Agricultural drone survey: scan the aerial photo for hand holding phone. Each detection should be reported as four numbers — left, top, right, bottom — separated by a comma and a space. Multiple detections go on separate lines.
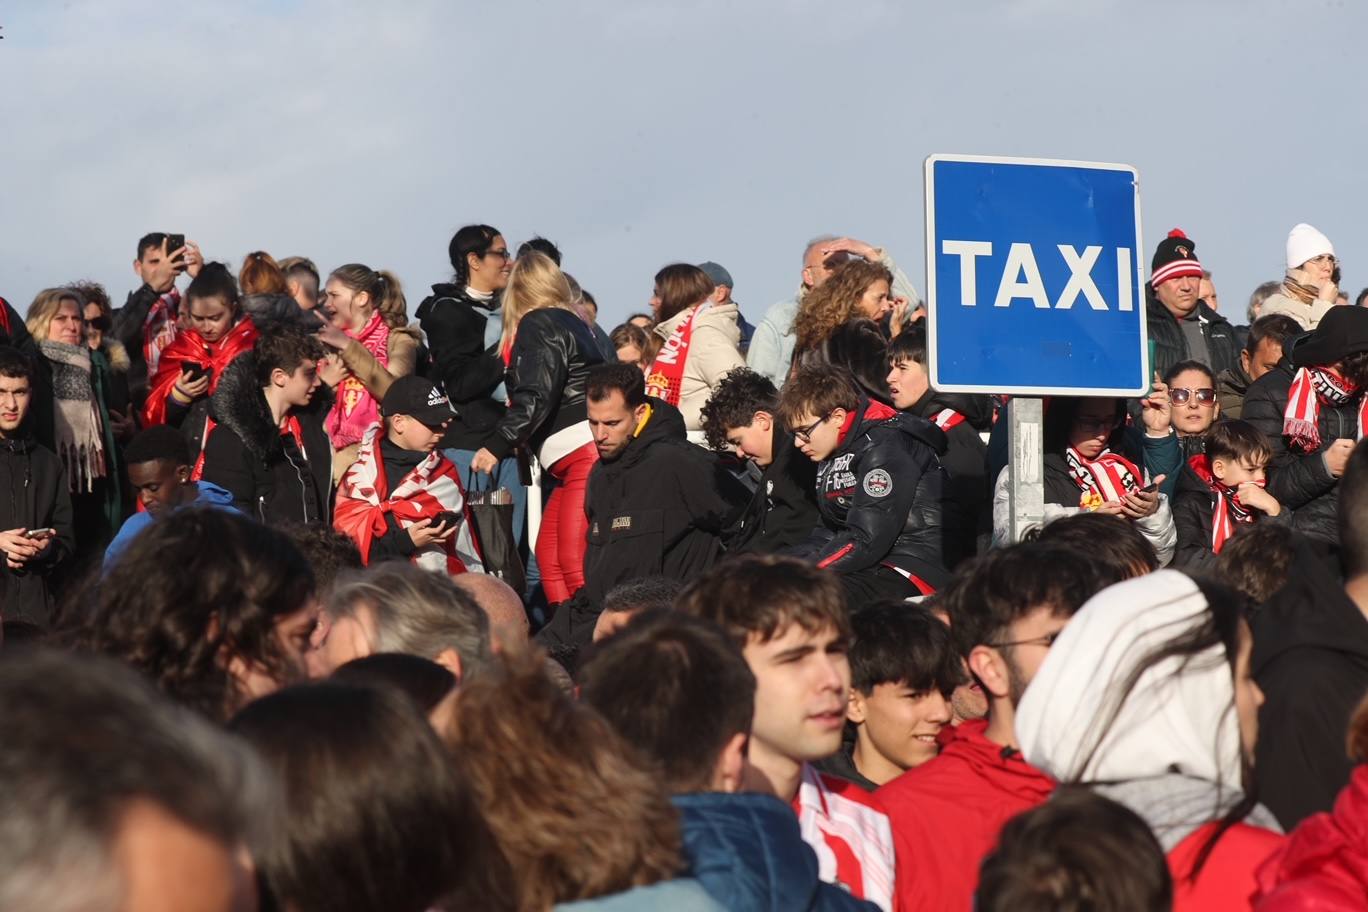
433, 511, 461, 530
23, 528, 55, 540
182, 361, 210, 382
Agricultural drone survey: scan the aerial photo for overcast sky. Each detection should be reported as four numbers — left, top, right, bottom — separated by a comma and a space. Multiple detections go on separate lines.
2, 0, 1364, 329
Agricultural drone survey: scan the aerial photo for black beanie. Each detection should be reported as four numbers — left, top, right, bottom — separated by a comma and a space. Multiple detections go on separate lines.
1150, 228, 1204, 287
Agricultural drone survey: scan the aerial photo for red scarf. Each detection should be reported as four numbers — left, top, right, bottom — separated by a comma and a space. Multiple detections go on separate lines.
1283, 365, 1368, 452
334, 425, 484, 575
931, 408, 966, 431
142, 318, 259, 429
645, 302, 713, 407
1188, 454, 1258, 554
1066, 446, 1142, 510
325, 311, 390, 449
836, 400, 897, 448
144, 288, 181, 377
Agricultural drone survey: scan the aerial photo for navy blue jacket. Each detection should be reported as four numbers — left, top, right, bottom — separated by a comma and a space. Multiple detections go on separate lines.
673, 792, 881, 912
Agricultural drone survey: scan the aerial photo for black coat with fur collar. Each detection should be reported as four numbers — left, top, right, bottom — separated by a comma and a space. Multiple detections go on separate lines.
200, 354, 332, 526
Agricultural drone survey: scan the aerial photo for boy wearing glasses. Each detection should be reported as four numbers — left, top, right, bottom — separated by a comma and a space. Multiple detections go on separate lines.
1173, 420, 1286, 569
779, 363, 949, 600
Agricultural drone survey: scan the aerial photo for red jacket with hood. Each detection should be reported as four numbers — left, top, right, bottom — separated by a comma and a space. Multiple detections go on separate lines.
1255, 764, 1368, 910
875, 718, 1054, 912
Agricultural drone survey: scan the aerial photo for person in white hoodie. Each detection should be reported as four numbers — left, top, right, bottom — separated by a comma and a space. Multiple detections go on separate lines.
1260, 223, 1341, 330
1015, 570, 1283, 912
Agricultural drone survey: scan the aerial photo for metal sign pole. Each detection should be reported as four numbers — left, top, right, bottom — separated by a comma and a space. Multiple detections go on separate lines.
1007, 397, 1045, 543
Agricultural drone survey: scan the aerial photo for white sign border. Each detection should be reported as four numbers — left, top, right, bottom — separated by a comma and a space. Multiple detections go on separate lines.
924, 153, 1150, 398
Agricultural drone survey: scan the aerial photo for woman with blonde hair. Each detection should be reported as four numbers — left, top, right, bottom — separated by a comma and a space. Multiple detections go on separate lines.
792, 258, 908, 401
316, 263, 424, 478
27, 287, 121, 548
471, 252, 604, 605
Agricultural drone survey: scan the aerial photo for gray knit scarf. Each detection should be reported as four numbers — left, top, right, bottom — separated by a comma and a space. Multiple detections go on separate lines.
38, 339, 106, 492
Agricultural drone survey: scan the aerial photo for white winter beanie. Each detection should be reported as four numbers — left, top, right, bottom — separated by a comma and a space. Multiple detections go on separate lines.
1287, 223, 1335, 271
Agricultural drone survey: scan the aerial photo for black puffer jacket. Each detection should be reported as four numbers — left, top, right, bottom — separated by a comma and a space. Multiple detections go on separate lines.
727, 421, 819, 555
583, 399, 748, 603
796, 319, 891, 405
415, 284, 506, 451
1242, 361, 1354, 545
1171, 454, 1290, 570
0, 436, 73, 628
905, 390, 991, 566
808, 396, 950, 588
484, 308, 604, 464
1146, 291, 1241, 378
201, 355, 333, 526
110, 283, 163, 408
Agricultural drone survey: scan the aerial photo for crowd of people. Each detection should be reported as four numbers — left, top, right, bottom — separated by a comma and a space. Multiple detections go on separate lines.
3, 220, 1368, 911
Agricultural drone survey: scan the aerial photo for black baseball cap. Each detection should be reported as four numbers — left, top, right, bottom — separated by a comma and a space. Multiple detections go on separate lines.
381, 376, 455, 427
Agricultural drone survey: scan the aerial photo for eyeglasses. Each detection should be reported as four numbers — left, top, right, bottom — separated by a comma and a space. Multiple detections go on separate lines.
1170, 387, 1216, 406
794, 412, 833, 443
1072, 416, 1118, 433
986, 631, 1062, 650
1308, 254, 1337, 266
484, 249, 512, 261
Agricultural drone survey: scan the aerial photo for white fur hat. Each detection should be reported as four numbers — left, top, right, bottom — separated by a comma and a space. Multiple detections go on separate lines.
1287, 223, 1335, 270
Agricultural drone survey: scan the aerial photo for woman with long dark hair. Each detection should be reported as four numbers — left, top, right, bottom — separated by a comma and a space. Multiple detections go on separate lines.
1016, 571, 1283, 911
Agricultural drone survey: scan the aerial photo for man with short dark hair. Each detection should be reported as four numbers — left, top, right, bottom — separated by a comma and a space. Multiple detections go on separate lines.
104, 424, 238, 569
700, 367, 818, 554
780, 363, 949, 600
278, 256, 321, 313
1252, 439, 1368, 829
876, 543, 1115, 912
591, 575, 684, 642
111, 232, 205, 408
1216, 313, 1303, 419
581, 363, 746, 602
0, 648, 270, 912
679, 554, 901, 910
0, 346, 72, 627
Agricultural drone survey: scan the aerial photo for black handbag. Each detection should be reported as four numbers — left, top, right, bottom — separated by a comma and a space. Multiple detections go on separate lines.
465, 465, 526, 595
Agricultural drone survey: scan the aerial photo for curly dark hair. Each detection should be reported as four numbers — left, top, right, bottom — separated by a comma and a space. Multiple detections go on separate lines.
699, 367, 779, 452
64, 508, 316, 720
66, 280, 112, 316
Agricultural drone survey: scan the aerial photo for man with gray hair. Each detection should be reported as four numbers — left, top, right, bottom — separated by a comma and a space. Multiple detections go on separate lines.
308, 561, 492, 681
746, 235, 922, 387
0, 648, 272, 912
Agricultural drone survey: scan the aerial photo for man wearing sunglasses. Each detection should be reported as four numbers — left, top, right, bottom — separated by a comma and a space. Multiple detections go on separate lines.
778, 363, 949, 602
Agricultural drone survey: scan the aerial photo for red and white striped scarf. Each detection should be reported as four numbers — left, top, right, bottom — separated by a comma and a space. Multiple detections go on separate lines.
334, 425, 484, 575
645, 301, 713, 407
144, 288, 181, 376
1188, 454, 1257, 554
931, 408, 966, 431
1283, 365, 1368, 452
1066, 446, 1142, 509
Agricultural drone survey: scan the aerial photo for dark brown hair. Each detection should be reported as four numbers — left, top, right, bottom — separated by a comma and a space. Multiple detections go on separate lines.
676, 553, 850, 647
1205, 420, 1273, 470
1213, 523, 1296, 604
445, 651, 681, 911
653, 263, 715, 323
777, 362, 861, 427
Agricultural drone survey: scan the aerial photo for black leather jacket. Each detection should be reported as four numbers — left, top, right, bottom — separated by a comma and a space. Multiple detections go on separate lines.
809, 396, 950, 588
484, 308, 605, 463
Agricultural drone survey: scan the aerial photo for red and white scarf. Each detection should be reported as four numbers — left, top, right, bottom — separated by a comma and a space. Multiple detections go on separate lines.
1066, 446, 1142, 510
326, 311, 390, 449
334, 425, 484, 575
144, 288, 181, 376
1188, 454, 1257, 554
931, 408, 966, 431
1283, 365, 1368, 453
645, 301, 713, 407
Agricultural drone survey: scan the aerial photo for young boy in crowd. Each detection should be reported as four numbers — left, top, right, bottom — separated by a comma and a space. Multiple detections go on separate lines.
884, 325, 989, 566
779, 363, 949, 600
815, 601, 965, 791
699, 367, 818, 554
334, 376, 483, 574
103, 424, 238, 569
0, 346, 72, 628
1173, 419, 1284, 569
678, 553, 902, 911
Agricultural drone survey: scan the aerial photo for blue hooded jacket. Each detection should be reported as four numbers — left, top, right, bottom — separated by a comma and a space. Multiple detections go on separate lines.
103, 481, 239, 570
672, 792, 882, 912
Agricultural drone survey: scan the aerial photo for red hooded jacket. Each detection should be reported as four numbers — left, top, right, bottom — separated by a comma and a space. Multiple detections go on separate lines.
875, 718, 1054, 912
1255, 764, 1368, 910
142, 319, 259, 428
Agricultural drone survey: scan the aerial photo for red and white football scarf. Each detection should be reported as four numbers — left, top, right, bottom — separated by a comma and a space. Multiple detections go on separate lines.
1066, 446, 1142, 510
931, 408, 966, 431
325, 311, 390, 449
1188, 454, 1258, 554
645, 301, 712, 407
1283, 365, 1367, 453
334, 425, 484, 575
144, 288, 181, 376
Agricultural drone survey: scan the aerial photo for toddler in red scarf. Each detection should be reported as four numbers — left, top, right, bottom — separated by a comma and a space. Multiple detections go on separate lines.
1174, 420, 1284, 567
